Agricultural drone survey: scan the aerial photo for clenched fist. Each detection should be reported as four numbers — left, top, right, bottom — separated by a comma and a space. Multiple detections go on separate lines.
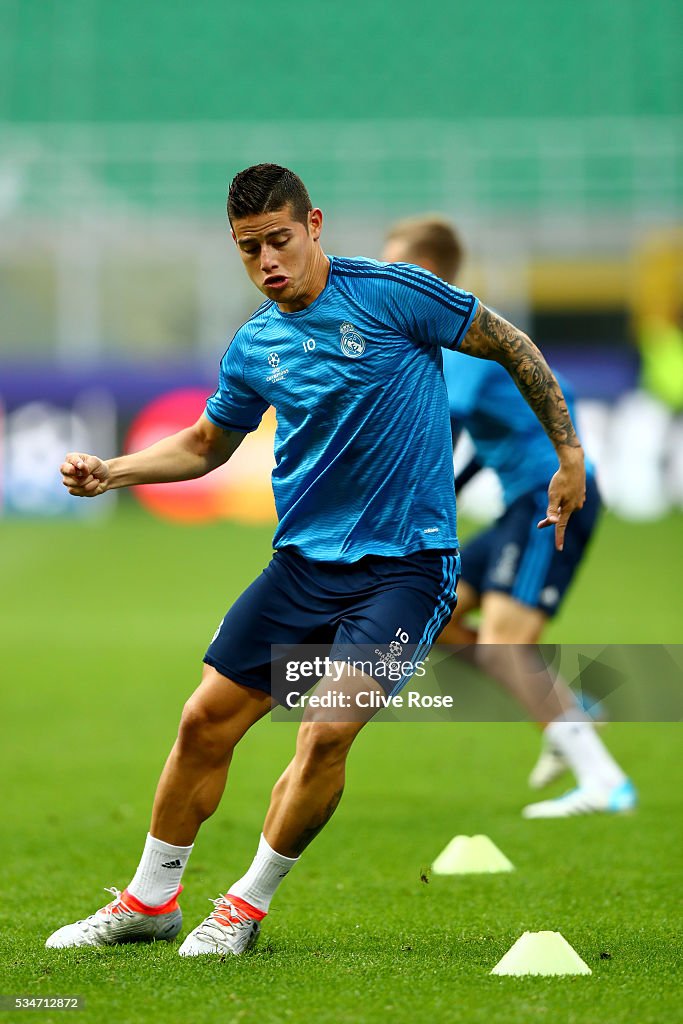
60, 453, 110, 497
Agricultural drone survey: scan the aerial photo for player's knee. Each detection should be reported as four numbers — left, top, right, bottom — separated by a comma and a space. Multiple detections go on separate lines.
177, 698, 233, 762
479, 595, 545, 645
479, 623, 539, 646
474, 642, 509, 675
296, 722, 353, 777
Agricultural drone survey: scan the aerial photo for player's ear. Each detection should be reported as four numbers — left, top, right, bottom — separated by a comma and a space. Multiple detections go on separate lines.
308, 208, 323, 240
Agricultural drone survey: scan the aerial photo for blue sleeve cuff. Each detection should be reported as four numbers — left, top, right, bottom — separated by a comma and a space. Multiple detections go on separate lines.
451, 297, 479, 350
204, 405, 257, 434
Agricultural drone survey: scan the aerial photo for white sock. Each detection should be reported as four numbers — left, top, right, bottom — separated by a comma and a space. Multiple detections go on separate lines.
545, 713, 627, 791
228, 834, 299, 914
127, 833, 193, 907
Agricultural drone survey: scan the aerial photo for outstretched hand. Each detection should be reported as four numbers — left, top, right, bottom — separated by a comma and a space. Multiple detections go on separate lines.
60, 452, 109, 497
538, 455, 586, 551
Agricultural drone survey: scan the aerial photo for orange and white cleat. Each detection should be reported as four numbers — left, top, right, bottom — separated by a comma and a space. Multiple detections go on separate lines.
45, 886, 182, 949
178, 894, 264, 956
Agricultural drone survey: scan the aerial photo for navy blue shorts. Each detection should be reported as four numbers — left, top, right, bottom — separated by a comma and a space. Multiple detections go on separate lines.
459, 475, 601, 616
204, 547, 460, 703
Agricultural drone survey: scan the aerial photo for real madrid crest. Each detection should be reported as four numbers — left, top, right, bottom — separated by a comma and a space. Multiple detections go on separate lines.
340, 322, 366, 358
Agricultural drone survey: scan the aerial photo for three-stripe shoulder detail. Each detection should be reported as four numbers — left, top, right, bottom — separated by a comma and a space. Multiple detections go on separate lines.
332, 260, 474, 318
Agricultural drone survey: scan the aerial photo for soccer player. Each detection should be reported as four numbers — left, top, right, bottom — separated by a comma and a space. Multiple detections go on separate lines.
48, 165, 585, 957
383, 215, 636, 817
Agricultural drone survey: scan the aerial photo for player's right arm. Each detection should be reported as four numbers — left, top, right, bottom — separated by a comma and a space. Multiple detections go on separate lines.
60, 415, 246, 497
62, 316, 271, 498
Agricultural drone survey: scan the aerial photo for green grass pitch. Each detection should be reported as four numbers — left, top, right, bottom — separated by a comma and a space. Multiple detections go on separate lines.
2, 506, 682, 1023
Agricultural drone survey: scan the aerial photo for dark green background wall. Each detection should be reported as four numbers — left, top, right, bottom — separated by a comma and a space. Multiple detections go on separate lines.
1, 0, 680, 122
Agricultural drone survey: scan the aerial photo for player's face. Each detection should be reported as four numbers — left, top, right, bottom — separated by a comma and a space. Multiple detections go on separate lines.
231, 205, 324, 310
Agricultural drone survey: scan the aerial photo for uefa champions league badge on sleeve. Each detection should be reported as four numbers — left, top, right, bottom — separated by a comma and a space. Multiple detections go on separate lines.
340, 323, 366, 358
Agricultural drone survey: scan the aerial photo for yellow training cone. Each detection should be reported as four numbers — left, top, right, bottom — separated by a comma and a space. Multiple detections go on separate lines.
491, 931, 592, 976
432, 834, 514, 874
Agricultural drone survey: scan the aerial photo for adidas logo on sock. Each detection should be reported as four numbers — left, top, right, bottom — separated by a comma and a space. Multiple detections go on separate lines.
161, 858, 183, 869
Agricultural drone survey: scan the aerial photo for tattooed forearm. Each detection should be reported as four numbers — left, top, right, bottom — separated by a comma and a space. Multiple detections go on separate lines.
290, 787, 344, 857
459, 305, 582, 453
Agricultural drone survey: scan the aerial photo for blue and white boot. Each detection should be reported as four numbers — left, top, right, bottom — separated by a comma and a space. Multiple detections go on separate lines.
522, 779, 637, 819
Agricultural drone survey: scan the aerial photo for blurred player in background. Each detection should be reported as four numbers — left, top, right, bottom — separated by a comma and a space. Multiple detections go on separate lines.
383, 216, 636, 818
48, 164, 586, 959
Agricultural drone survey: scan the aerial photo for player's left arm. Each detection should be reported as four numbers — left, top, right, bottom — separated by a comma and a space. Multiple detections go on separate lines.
459, 303, 585, 550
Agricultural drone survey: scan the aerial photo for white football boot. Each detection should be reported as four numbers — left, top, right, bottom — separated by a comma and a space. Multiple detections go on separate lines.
178, 894, 264, 957
522, 779, 637, 819
45, 886, 182, 949
528, 741, 569, 790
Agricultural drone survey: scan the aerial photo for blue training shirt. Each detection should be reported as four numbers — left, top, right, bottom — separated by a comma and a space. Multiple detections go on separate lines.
442, 349, 592, 507
205, 256, 479, 562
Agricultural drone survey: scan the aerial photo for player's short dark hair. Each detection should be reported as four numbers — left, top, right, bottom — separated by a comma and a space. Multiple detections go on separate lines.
227, 164, 313, 227
386, 215, 464, 283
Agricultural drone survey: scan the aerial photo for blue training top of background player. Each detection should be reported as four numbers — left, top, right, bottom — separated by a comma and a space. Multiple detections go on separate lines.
205, 256, 479, 562
442, 349, 594, 507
